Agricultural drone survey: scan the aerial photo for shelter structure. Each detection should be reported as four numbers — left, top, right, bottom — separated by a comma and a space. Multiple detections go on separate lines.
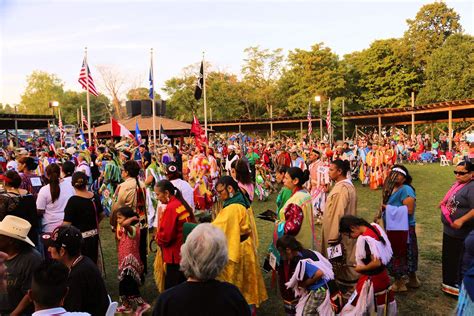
92, 115, 193, 139
343, 98, 474, 151
0, 113, 55, 143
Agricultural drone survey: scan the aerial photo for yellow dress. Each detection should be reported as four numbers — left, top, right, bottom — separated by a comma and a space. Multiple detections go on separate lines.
212, 202, 268, 307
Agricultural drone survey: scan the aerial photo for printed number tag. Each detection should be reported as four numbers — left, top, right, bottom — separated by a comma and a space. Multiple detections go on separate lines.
269, 252, 277, 270
327, 244, 343, 260
30, 177, 42, 187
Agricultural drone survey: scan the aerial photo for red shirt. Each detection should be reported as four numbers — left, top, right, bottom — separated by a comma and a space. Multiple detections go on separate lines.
156, 196, 194, 264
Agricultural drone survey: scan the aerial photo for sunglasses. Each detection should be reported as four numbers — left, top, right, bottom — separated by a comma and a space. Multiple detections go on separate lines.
454, 171, 470, 175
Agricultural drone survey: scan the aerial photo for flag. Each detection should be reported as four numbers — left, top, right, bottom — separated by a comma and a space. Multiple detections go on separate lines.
78, 129, 87, 150
82, 114, 89, 130
326, 99, 331, 134
307, 103, 312, 136
191, 115, 207, 150
47, 132, 56, 153
149, 65, 154, 99
78, 58, 99, 97
194, 61, 204, 100
58, 111, 65, 146
160, 124, 167, 140
111, 118, 134, 138
135, 120, 142, 145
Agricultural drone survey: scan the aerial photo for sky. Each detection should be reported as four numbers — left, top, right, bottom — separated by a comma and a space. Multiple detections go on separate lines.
0, 0, 472, 105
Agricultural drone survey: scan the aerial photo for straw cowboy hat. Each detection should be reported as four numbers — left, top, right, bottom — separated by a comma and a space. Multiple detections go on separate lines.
0, 215, 35, 247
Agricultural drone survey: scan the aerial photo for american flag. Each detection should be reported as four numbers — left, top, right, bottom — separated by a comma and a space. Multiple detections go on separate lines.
307, 103, 312, 136
326, 98, 332, 134
58, 114, 65, 146
78, 58, 99, 97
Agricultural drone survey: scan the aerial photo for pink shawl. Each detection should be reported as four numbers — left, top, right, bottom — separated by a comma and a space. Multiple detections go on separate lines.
440, 181, 468, 224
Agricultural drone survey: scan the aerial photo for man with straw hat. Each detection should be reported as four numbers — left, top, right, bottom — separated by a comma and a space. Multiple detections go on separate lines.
0, 215, 41, 315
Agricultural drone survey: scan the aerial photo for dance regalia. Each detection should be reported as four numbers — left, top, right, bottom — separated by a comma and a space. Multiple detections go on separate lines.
99, 157, 122, 217
308, 159, 330, 219
341, 223, 397, 316
366, 149, 383, 190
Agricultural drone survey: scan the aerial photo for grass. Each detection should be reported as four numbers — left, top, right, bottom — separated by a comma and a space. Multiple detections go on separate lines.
100, 164, 457, 315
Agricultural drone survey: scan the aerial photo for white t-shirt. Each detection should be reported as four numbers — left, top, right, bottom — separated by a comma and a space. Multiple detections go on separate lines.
36, 179, 76, 233
33, 307, 90, 316
171, 178, 195, 211
76, 161, 91, 177
6, 160, 18, 171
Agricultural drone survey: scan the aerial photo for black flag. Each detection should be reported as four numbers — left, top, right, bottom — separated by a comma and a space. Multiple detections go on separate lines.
194, 61, 203, 100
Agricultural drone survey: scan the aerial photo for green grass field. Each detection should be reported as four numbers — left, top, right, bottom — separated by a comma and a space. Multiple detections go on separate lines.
100, 164, 458, 315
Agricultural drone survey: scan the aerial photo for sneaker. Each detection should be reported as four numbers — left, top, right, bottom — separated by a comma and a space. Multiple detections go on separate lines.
116, 305, 133, 313
441, 283, 459, 296
135, 302, 151, 316
406, 273, 421, 288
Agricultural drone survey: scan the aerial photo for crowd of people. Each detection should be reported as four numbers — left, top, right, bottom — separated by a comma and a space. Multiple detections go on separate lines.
0, 127, 473, 316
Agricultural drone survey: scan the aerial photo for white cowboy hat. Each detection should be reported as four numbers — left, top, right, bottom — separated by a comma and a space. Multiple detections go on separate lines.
0, 215, 35, 247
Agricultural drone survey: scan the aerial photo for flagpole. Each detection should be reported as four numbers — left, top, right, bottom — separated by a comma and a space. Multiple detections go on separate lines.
85, 47, 92, 147
80, 106, 84, 131
202, 52, 208, 139
58, 108, 63, 146
328, 97, 332, 147
150, 48, 157, 147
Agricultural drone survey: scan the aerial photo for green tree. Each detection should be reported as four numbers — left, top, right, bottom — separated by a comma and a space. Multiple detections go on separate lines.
241, 46, 284, 118
343, 39, 419, 109
19, 71, 64, 114
126, 87, 160, 100
417, 34, 474, 104
403, 2, 462, 73
61, 91, 112, 125
278, 43, 345, 115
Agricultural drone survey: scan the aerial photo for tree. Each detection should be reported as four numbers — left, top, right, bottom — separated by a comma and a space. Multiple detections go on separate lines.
417, 34, 474, 104
241, 46, 284, 118
403, 2, 462, 73
96, 65, 125, 119
278, 43, 345, 115
126, 87, 160, 100
342, 39, 419, 109
61, 91, 111, 125
19, 71, 64, 114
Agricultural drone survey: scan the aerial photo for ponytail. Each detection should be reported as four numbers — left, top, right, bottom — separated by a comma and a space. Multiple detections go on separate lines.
155, 179, 194, 216
46, 163, 61, 203
339, 215, 386, 245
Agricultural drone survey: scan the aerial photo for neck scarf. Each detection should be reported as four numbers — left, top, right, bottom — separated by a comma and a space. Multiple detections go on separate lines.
440, 180, 471, 224
223, 191, 250, 209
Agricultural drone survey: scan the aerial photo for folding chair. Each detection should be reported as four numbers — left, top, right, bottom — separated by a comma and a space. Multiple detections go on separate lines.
106, 295, 118, 316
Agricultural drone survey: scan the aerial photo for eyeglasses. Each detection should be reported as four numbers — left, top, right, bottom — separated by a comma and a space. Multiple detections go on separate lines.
454, 171, 470, 175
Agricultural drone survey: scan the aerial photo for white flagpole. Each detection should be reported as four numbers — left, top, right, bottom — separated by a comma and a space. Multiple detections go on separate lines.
151, 48, 157, 146
58, 108, 63, 145
80, 106, 84, 131
328, 97, 332, 146
85, 47, 92, 147
202, 52, 207, 139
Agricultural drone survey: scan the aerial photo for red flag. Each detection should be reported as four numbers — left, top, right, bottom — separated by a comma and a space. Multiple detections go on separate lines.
111, 118, 133, 138
191, 115, 207, 149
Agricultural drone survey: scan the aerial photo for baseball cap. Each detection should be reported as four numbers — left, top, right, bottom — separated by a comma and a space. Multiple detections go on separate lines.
42, 225, 83, 253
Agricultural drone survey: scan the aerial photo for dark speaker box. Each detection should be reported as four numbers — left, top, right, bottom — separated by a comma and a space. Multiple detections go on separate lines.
141, 100, 152, 117
126, 100, 142, 117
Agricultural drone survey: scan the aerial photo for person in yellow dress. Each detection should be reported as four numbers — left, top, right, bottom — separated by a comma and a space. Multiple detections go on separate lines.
212, 176, 268, 314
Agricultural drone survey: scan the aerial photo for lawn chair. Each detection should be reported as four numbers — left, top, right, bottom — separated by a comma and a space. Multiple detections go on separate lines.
106, 295, 118, 316
440, 155, 450, 166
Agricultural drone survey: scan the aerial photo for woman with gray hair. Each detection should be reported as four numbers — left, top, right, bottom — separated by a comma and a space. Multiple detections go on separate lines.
152, 223, 250, 316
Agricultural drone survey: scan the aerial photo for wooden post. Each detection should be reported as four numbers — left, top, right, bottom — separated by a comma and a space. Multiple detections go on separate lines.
319, 101, 323, 141
430, 123, 434, 142
411, 91, 415, 137
355, 124, 358, 139
448, 109, 453, 152
378, 115, 382, 140
300, 121, 303, 138
238, 124, 241, 134
270, 104, 273, 140
342, 99, 345, 141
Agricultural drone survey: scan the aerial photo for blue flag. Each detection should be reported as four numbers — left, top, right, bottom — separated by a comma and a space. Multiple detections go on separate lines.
135, 120, 142, 145
78, 129, 87, 150
149, 66, 154, 99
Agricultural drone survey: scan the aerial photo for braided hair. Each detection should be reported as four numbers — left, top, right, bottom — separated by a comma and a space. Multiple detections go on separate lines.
339, 215, 386, 245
